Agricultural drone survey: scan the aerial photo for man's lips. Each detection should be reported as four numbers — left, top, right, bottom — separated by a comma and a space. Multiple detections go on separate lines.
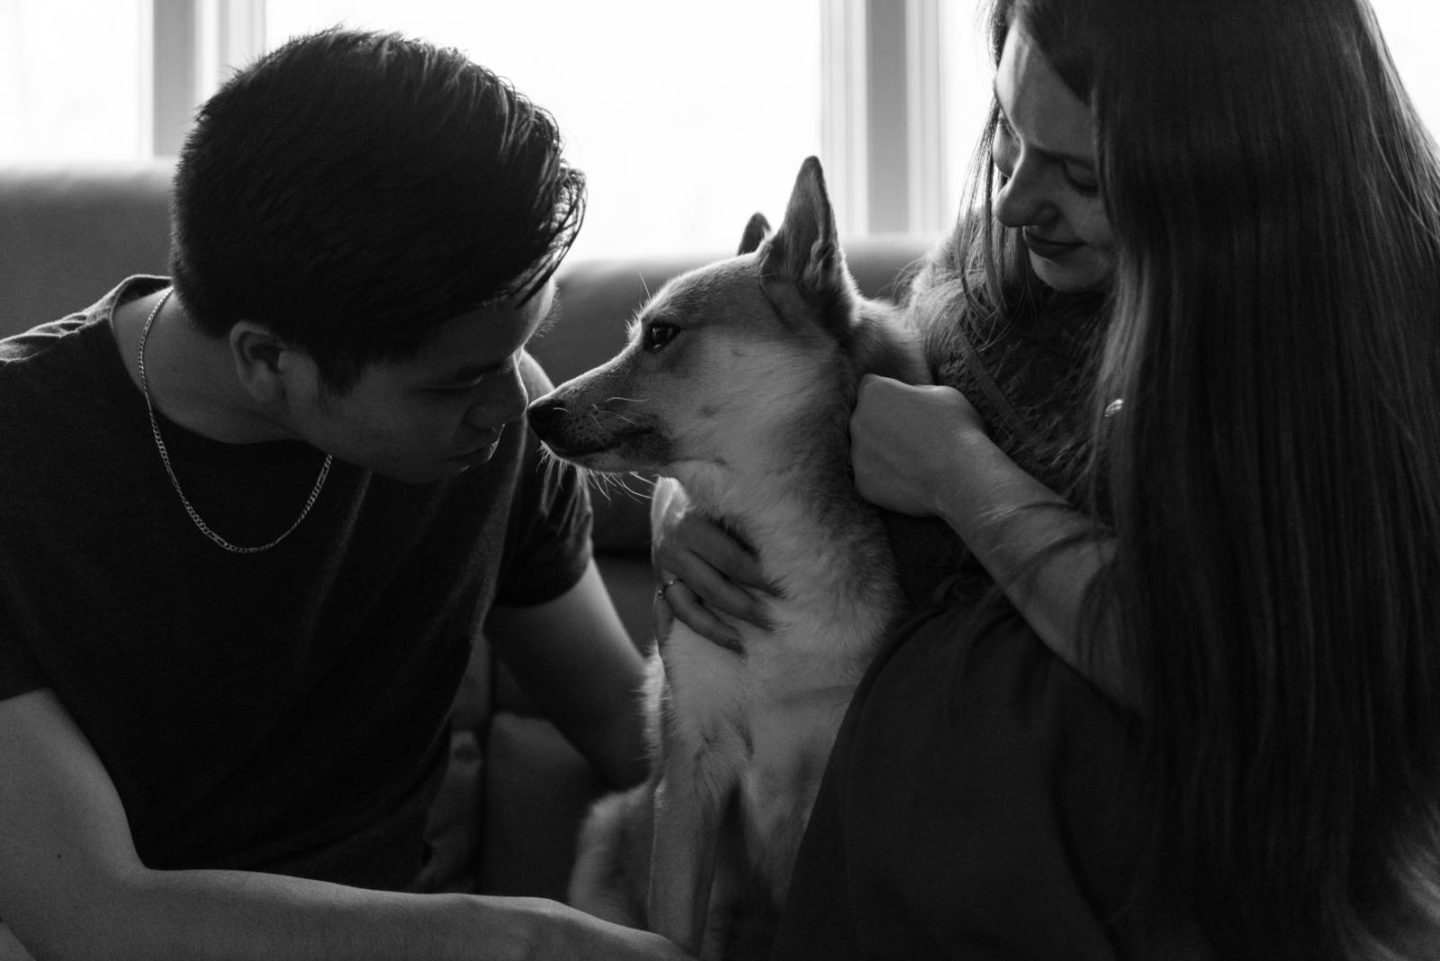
454, 427, 503, 461
1022, 228, 1084, 260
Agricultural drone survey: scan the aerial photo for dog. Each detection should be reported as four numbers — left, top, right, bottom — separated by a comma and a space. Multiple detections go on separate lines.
527, 156, 928, 959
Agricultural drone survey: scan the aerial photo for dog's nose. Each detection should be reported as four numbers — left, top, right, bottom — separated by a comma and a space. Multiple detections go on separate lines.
526, 396, 564, 438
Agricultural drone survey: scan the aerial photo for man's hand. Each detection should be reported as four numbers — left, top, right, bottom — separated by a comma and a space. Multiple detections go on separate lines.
525, 897, 696, 961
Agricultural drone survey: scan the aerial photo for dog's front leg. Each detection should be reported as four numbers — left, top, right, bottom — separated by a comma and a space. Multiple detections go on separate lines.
647, 728, 727, 955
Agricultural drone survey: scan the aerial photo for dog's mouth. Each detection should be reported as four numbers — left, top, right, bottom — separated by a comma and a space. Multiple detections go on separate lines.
540, 425, 664, 468
528, 391, 672, 471
542, 436, 621, 459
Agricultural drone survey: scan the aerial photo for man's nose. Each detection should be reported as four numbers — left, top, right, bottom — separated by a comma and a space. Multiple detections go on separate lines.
466, 367, 528, 429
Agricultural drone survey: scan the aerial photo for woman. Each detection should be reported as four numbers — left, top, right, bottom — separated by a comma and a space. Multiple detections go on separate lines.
659, 0, 1440, 957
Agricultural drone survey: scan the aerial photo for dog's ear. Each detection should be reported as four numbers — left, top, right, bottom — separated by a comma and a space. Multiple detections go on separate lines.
761, 157, 856, 322
737, 213, 771, 256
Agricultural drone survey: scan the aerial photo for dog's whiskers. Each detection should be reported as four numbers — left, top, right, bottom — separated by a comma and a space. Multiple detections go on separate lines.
582, 469, 658, 505
606, 412, 644, 429
615, 471, 658, 501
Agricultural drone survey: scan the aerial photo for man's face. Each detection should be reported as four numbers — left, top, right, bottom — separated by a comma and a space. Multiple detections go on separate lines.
282, 284, 555, 483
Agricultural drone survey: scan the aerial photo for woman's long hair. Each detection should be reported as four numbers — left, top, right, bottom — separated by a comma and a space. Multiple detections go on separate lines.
924, 0, 1440, 955
1028, 0, 1440, 955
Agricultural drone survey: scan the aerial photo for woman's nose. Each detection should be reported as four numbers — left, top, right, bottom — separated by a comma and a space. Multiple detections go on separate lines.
994, 156, 1052, 229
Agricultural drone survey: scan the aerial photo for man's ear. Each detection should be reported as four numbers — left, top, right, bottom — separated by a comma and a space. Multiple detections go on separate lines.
229, 321, 293, 404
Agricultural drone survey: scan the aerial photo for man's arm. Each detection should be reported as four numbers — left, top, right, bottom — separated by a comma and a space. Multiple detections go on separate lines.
0, 688, 684, 961
485, 560, 650, 789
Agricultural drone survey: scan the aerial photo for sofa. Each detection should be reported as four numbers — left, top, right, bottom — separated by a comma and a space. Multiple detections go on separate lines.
0, 162, 934, 901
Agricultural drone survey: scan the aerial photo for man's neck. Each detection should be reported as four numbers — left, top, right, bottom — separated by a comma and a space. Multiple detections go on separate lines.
113, 286, 297, 445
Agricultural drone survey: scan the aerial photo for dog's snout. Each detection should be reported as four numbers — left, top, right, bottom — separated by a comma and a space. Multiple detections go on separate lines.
526, 396, 565, 438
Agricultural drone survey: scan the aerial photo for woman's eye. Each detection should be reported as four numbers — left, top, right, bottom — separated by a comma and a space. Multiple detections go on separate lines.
643, 322, 679, 352
1064, 164, 1101, 197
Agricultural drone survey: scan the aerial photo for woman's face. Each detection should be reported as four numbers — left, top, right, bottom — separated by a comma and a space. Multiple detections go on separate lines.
991, 21, 1116, 292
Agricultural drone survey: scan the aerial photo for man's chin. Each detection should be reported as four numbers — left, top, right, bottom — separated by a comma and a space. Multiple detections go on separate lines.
375, 454, 492, 485
356, 438, 504, 483
450, 442, 500, 470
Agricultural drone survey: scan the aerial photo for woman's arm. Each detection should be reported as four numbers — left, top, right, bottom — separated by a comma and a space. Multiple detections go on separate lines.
850, 374, 1128, 706
649, 373, 1126, 707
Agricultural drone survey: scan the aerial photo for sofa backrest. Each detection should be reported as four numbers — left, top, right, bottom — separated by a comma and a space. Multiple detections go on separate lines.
540, 232, 933, 386
0, 163, 937, 385
1, 163, 175, 337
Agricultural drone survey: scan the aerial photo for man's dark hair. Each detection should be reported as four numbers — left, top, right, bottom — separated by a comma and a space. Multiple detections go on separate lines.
170, 27, 585, 391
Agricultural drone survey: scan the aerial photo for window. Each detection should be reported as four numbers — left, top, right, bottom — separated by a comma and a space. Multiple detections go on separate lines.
1, 1, 147, 160
2, 0, 971, 256
263, 1, 824, 261
5, 1, 1440, 257
1369, 0, 1440, 135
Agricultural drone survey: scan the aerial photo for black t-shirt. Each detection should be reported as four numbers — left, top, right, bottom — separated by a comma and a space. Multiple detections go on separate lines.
0, 277, 592, 888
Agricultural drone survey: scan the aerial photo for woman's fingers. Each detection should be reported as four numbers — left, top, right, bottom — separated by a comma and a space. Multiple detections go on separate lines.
658, 578, 746, 652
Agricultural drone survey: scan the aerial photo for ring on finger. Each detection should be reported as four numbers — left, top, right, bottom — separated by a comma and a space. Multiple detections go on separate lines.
656, 576, 681, 600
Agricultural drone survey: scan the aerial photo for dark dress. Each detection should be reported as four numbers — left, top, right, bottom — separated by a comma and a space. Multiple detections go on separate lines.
770, 599, 1211, 960
772, 299, 1213, 959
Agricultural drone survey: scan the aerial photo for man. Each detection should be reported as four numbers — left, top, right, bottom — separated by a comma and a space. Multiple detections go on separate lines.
0, 28, 685, 961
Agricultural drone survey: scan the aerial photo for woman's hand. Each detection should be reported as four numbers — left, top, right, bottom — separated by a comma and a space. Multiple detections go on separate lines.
849, 374, 987, 516
849, 375, 1131, 708
651, 482, 775, 651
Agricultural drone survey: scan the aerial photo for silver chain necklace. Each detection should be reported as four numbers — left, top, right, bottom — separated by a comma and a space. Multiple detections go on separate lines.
136, 288, 333, 554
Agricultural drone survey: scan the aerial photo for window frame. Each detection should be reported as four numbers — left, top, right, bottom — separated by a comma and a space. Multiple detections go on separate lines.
148, 0, 954, 238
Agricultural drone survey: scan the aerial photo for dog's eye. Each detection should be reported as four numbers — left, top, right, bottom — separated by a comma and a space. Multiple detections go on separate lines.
643, 322, 679, 353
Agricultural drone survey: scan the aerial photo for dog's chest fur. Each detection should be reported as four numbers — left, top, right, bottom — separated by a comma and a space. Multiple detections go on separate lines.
652, 470, 903, 892
535, 156, 929, 958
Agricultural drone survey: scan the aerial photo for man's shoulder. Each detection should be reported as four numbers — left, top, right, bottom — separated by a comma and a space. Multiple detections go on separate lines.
0, 312, 115, 428
0, 315, 96, 364
0, 277, 154, 370
0, 284, 146, 475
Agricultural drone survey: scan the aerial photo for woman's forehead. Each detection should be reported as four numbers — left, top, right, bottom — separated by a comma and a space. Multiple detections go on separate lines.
996, 22, 1097, 164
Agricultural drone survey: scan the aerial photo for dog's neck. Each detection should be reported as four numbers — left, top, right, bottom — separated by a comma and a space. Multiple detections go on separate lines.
675, 420, 903, 636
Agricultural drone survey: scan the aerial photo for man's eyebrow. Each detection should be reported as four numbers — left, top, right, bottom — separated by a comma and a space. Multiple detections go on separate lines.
430, 361, 504, 385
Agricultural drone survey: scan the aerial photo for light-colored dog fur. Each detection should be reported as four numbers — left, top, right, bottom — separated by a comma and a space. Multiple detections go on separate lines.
527, 157, 928, 959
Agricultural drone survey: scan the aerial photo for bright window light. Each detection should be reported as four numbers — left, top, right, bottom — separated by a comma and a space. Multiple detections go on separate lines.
0, 1, 147, 160
5, 1, 1440, 257
265, 1, 824, 261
